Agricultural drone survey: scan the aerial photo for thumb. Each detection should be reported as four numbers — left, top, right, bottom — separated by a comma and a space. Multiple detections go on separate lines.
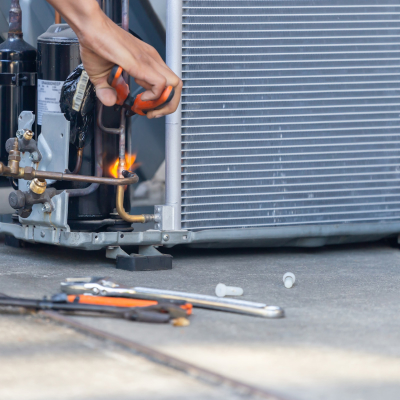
92, 75, 117, 107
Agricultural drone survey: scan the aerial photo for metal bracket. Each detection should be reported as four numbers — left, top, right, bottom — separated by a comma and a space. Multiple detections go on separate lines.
19, 191, 70, 230
106, 246, 129, 260
154, 205, 174, 230
18, 111, 35, 130
106, 245, 163, 259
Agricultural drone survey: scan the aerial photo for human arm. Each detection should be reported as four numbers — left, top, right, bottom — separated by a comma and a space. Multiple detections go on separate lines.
46, 0, 182, 119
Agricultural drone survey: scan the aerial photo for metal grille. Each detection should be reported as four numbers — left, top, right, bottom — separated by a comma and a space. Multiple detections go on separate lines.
180, 0, 400, 231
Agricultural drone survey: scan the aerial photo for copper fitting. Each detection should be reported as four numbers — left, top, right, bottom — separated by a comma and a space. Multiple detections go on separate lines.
115, 185, 155, 224
8, 138, 21, 175
23, 130, 33, 141
30, 178, 47, 195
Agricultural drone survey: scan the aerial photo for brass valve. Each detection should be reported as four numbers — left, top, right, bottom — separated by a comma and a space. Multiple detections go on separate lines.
30, 178, 47, 195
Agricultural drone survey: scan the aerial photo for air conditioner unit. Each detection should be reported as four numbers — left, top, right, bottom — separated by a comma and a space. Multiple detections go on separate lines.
2, 0, 400, 255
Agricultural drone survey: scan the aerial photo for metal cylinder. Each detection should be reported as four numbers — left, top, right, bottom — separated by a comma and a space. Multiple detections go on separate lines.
36, 24, 80, 135
0, 0, 36, 165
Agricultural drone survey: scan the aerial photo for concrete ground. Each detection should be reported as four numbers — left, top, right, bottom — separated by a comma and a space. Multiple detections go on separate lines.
0, 235, 399, 400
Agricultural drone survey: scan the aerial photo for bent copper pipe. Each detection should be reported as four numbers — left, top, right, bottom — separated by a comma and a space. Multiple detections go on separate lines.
71, 147, 83, 174
116, 185, 154, 223
97, 104, 123, 135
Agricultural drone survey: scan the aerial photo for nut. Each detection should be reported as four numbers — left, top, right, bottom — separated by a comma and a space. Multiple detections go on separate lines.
16, 129, 24, 139
23, 130, 33, 141
30, 178, 46, 195
23, 167, 35, 180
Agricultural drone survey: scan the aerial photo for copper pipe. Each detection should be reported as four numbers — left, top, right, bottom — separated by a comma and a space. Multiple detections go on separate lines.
55, 11, 61, 24
0, 163, 137, 186
97, 104, 123, 135
8, 0, 22, 38
68, 101, 104, 197
71, 148, 83, 174
116, 185, 154, 223
32, 170, 137, 186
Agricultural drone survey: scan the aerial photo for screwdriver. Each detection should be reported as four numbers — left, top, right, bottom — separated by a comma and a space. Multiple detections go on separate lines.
107, 64, 175, 117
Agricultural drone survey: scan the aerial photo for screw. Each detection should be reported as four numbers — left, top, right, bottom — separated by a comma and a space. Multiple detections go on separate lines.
40, 231, 45, 238
163, 234, 170, 242
42, 203, 51, 213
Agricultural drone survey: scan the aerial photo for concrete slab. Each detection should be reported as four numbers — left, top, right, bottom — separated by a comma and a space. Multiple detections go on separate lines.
0, 238, 399, 399
0, 313, 237, 400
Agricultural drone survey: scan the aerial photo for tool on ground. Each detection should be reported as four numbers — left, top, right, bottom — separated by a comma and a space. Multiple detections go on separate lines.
107, 64, 175, 117
66, 294, 192, 315
61, 277, 285, 319
0, 293, 188, 323
283, 273, 296, 289
215, 283, 243, 298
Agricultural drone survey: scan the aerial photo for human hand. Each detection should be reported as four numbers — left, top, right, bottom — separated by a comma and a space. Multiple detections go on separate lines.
60, 2, 182, 119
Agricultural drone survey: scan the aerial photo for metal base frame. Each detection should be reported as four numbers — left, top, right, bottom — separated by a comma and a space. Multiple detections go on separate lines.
1, 221, 399, 250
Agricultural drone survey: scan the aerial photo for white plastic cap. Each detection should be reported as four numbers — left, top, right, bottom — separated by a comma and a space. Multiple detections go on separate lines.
215, 283, 244, 297
283, 272, 296, 289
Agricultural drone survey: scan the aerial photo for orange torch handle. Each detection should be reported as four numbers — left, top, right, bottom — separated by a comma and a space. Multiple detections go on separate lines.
132, 86, 175, 116
107, 64, 175, 116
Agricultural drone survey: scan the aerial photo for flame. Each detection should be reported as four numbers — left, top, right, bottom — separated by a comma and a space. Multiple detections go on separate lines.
109, 153, 140, 178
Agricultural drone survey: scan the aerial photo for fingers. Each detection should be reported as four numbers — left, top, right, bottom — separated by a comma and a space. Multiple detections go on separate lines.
146, 78, 183, 119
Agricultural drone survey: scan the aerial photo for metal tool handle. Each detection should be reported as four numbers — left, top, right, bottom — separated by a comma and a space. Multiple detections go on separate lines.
132, 287, 284, 318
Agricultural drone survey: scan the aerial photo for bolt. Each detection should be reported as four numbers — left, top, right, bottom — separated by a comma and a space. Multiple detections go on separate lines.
16, 129, 24, 139
92, 287, 100, 295
29, 152, 40, 162
40, 231, 45, 238
155, 223, 160, 230
42, 203, 51, 213
163, 234, 170, 242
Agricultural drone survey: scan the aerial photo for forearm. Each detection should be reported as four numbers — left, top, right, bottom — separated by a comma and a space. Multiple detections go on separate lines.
45, 0, 104, 38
